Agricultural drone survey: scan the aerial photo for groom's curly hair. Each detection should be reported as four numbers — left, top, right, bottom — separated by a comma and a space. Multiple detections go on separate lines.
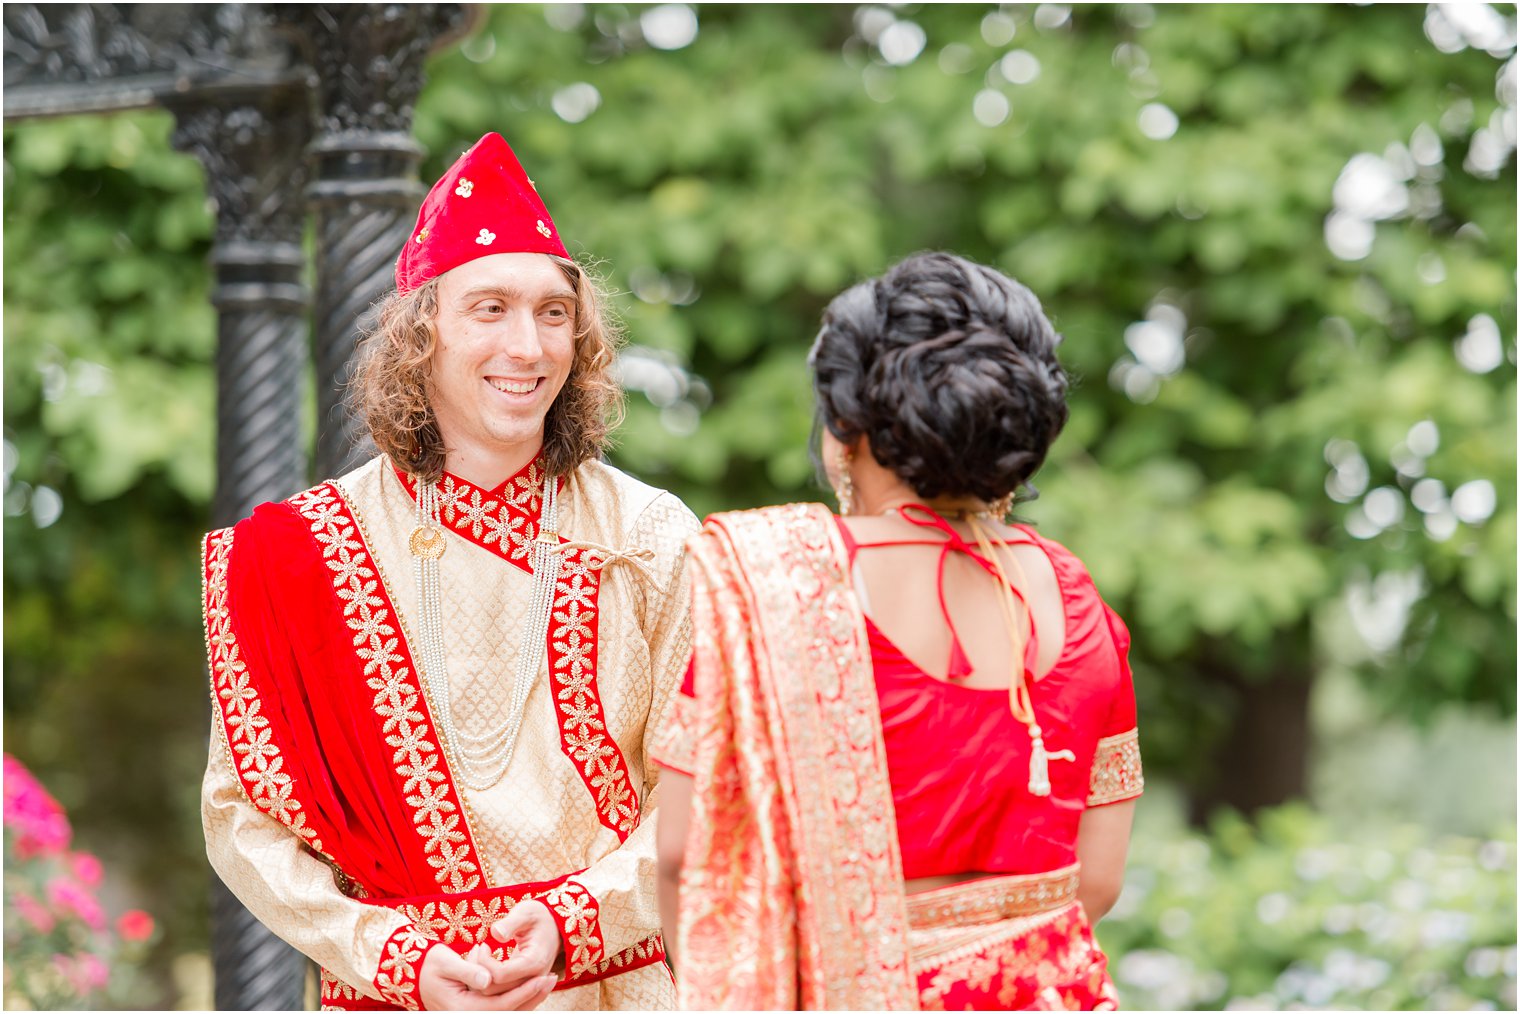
353, 256, 625, 483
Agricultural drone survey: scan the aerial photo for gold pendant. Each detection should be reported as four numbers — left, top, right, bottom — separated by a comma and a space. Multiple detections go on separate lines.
409, 524, 446, 560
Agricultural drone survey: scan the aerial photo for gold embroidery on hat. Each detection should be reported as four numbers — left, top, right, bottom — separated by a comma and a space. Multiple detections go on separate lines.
476, 228, 496, 246
536, 220, 552, 239
528, 177, 538, 191
414, 227, 429, 244
455, 178, 474, 198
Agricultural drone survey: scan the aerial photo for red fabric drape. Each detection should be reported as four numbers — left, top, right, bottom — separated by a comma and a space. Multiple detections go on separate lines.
217, 499, 459, 898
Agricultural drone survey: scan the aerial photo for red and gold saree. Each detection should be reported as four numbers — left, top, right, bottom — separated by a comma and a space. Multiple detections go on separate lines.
669, 502, 1118, 1011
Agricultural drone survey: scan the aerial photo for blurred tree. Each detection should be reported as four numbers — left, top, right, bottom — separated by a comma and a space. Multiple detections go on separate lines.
2, 2, 1515, 995
3, 111, 218, 1006
410, 2, 1515, 816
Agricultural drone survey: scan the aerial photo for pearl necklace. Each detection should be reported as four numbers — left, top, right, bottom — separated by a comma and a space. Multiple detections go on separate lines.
410, 473, 562, 791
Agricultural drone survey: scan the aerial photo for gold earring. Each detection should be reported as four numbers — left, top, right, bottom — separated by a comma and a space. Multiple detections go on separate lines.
833, 448, 855, 516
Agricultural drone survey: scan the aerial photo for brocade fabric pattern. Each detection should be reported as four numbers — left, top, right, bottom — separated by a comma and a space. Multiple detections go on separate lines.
1087, 729, 1144, 806
665, 504, 1133, 1011
909, 898, 1118, 1011
202, 454, 695, 1009
676, 503, 919, 1009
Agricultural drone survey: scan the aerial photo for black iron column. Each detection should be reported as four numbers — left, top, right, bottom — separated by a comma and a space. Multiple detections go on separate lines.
6, 5, 480, 1008
170, 81, 315, 1012
296, 4, 472, 480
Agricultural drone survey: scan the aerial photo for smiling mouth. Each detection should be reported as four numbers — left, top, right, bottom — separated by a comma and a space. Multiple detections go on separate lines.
486, 377, 541, 395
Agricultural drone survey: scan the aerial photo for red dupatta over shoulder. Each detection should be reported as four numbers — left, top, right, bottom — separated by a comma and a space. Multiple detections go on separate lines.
203, 484, 488, 900
677, 502, 919, 1009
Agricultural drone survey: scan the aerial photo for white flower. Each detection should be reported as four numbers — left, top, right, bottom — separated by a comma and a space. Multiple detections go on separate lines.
454, 178, 474, 198
536, 220, 552, 238
475, 228, 495, 246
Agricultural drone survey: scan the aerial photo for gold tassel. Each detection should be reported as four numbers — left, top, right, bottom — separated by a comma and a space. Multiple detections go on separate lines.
1028, 726, 1052, 796
1027, 724, 1074, 797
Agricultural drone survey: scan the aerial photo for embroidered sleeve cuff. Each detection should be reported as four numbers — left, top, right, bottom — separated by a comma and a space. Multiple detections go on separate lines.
1087, 728, 1144, 807
540, 880, 607, 980
650, 692, 698, 776
373, 925, 439, 1011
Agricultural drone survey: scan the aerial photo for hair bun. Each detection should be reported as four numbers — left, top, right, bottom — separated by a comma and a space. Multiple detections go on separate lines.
811, 252, 1068, 502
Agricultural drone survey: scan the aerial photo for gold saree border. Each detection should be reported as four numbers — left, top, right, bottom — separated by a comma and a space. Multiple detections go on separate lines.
910, 900, 1119, 1011
679, 503, 918, 1009
905, 864, 1081, 930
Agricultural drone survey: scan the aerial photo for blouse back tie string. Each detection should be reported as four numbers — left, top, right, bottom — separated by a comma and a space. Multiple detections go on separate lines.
884, 504, 1074, 796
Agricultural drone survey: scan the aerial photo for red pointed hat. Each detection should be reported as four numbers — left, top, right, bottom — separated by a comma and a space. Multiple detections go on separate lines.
394, 132, 569, 294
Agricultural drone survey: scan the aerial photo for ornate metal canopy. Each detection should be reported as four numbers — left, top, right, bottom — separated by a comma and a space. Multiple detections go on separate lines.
4, 4, 476, 1007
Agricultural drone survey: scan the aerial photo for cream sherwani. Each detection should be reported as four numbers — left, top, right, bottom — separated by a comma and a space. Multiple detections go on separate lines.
201, 454, 698, 1010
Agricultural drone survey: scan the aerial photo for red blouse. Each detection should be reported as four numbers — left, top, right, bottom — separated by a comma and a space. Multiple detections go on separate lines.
671, 510, 1141, 881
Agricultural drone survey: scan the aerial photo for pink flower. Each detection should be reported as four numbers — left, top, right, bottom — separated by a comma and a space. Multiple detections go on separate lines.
3, 754, 72, 857
45, 875, 105, 931
74, 953, 109, 992
13, 891, 55, 935
69, 852, 104, 888
50, 954, 109, 996
116, 909, 155, 943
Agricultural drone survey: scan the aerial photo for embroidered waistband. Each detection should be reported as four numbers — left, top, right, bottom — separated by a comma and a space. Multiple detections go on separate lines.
906, 863, 1081, 929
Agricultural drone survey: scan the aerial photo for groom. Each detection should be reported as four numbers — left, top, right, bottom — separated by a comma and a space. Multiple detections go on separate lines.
201, 132, 698, 1010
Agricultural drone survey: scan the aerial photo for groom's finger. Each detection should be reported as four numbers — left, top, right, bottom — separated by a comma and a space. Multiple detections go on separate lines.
430, 945, 492, 993
491, 973, 559, 1010
470, 947, 540, 997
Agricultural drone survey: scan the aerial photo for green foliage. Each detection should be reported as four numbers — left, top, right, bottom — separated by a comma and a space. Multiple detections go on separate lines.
415, 3, 1516, 784
1101, 800, 1517, 1010
4, 112, 215, 502
2, 4, 1514, 1004
3, 108, 214, 1006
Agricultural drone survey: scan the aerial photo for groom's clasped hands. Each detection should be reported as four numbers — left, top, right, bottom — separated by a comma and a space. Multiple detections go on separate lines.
418, 899, 563, 1011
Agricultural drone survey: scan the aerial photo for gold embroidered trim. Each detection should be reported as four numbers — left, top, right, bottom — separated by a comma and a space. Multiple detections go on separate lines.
651, 692, 698, 774
549, 554, 639, 838
910, 902, 1118, 1010
320, 930, 664, 1010
599, 933, 664, 972
320, 970, 361, 1005
397, 894, 516, 948
397, 465, 640, 841
373, 926, 432, 1011
203, 528, 330, 858
909, 904, 1073, 971
1087, 728, 1143, 806
367, 878, 656, 988
288, 485, 483, 894
906, 864, 1081, 931
544, 880, 606, 979
434, 465, 544, 564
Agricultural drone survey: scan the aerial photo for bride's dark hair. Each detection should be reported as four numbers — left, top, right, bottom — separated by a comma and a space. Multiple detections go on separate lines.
809, 252, 1069, 502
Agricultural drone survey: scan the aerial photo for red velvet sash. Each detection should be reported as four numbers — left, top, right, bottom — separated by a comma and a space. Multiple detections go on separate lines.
205, 485, 487, 899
